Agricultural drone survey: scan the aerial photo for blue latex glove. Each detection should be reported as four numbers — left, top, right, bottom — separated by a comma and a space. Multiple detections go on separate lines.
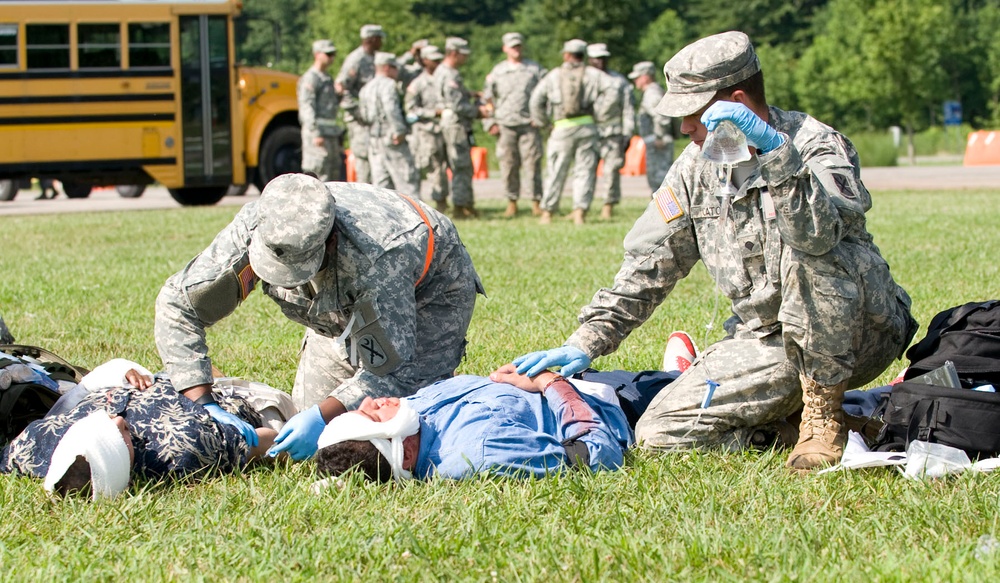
513, 346, 592, 378
701, 101, 785, 154
204, 403, 259, 447
267, 405, 326, 461
405, 113, 419, 124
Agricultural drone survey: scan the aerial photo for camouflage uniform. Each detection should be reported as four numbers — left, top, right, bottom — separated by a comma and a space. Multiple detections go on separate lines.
564, 106, 915, 450
594, 69, 635, 205
530, 62, 614, 212
298, 67, 341, 181
434, 62, 477, 208
336, 46, 376, 183
638, 81, 675, 192
359, 74, 420, 197
483, 58, 546, 202
0, 311, 12, 344
405, 68, 448, 203
155, 180, 483, 412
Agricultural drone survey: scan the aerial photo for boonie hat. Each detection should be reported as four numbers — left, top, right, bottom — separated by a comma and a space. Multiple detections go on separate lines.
360, 24, 386, 39
420, 45, 444, 61
628, 61, 656, 80
586, 43, 610, 59
312, 39, 336, 55
445, 37, 471, 54
249, 174, 336, 288
502, 32, 523, 48
374, 52, 397, 68
655, 31, 760, 118
562, 39, 587, 55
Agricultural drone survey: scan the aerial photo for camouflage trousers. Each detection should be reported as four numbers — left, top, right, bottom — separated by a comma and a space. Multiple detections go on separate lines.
410, 127, 448, 203
643, 136, 674, 192
540, 123, 598, 213
291, 237, 480, 411
369, 136, 420, 198
441, 124, 474, 207
496, 124, 542, 202
301, 130, 341, 182
346, 119, 370, 183
636, 246, 915, 451
596, 134, 627, 205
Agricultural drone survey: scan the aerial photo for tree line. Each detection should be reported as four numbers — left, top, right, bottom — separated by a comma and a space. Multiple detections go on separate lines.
238, 0, 1000, 141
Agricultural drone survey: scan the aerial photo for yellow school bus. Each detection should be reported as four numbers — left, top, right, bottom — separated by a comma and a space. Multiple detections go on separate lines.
0, 0, 301, 205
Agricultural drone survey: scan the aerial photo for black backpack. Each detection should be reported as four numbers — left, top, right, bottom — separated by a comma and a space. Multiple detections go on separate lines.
0, 345, 89, 448
874, 300, 1000, 457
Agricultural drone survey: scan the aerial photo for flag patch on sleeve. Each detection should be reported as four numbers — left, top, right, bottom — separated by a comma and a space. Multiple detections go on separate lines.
654, 187, 684, 223
237, 264, 258, 300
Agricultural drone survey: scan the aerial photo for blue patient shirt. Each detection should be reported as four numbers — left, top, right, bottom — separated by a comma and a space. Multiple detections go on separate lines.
404, 375, 633, 479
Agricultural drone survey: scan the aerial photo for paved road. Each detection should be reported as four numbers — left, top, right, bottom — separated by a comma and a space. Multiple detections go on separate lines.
2, 164, 998, 216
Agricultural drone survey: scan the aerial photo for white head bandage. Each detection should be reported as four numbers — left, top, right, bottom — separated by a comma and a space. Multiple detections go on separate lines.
44, 412, 131, 500
316, 400, 421, 481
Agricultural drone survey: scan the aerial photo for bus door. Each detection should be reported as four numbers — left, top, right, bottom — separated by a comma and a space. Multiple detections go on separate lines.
179, 15, 232, 186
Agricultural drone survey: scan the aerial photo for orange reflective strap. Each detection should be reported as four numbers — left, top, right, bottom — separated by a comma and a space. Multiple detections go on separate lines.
398, 194, 435, 287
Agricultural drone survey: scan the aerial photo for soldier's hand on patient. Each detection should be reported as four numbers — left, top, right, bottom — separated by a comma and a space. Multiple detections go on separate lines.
513, 346, 591, 377
267, 405, 326, 461
205, 403, 259, 447
124, 369, 153, 390
700, 101, 785, 153
490, 364, 560, 393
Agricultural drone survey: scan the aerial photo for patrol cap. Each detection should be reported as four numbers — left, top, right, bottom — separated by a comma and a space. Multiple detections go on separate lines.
312, 39, 336, 55
445, 36, 471, 55
410, 38, 429, 50
587, 43, 610, 59
627, 61, 656, 80
420, 45, 444, 61
374, 52, 397, 68
360, 24, 386, 39
562, 39, 587, 56
249, 174, 336, 288
502, 32, 523, 48
655, 31, 761, 118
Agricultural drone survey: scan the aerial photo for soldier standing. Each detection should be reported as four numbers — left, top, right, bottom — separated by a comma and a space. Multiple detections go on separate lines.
515, 32, 916, 472
629, 61, 676, 193
298, 39, 341, 181
359, 53, 420, 197
155, 174, 483, 461
405, 45, 448, 206
434, 37, 488, 219
483, 32, 546, 218
335, 24, 385, 184
398, 39, 428, 91
529, 39, 615, 225
587, 43, 635, 220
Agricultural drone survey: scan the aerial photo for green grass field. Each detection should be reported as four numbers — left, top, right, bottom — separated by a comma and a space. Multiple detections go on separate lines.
1, 190, 999, 580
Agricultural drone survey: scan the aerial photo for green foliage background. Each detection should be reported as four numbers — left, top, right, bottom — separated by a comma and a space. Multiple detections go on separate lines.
237, 0, 1000, 138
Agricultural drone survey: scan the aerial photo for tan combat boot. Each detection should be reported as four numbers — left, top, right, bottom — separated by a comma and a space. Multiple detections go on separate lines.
531, 200, 543, 216
435, 201, 448, 213
786, 375, 849, 472
570, 208, 586, 225
452, 205, 479, 220
539, 210, 553, 225
600, 204, 613, 220
503, 200, 518, 218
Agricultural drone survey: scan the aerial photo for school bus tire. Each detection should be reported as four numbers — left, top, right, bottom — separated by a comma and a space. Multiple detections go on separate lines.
0, 180, 17, 201
62, 182, 92, 199
168, 186, 227, 206
226, 183, 249, 197
116, 185, 146, 198
256, 124, 302, 190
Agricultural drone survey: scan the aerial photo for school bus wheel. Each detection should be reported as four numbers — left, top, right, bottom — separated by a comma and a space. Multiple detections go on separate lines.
62, 182, 92, 199
255, 125, 302, 191
0, 180, 17, 202
116, 185, 146, 198
168, 186, 228, 206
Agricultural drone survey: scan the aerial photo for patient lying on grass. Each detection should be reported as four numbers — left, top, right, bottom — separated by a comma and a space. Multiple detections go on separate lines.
1, 360, 277, 499
315, 365, 638, 482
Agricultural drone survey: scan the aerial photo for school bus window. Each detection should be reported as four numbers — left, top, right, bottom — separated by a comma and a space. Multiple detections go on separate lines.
26, 24, 70, 69
78, 23, 120, 69
0, 24, 16, 68
128, 23, 170, 69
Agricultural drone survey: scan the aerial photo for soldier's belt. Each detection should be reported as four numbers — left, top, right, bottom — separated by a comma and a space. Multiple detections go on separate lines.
553, 115, 595, 129
399, 194, 435, 287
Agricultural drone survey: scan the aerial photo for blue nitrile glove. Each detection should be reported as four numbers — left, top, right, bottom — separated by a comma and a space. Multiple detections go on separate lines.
405, 113, 419, 124
267, 405, 326, 461
701, 101, 785, 154
513, 346, 592, 378
204, 403, 259, 447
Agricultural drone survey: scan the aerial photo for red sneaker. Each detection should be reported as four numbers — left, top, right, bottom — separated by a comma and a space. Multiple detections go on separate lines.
662, 331, 698, 373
